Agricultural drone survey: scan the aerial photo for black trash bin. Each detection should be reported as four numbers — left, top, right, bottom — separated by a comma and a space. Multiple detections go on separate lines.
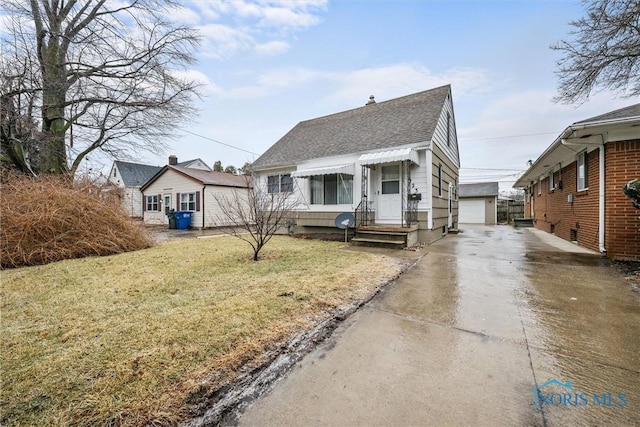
167, 209, 177, 229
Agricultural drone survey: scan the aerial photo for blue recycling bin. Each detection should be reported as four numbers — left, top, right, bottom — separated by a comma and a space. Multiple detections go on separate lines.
174, 211, 193, 230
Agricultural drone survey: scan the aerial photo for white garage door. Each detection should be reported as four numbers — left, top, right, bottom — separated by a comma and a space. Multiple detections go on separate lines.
459, 198, 485, 224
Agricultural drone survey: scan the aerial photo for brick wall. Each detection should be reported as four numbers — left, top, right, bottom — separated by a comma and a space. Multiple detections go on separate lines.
523, 140, 640, 260
605, 139, 640, 260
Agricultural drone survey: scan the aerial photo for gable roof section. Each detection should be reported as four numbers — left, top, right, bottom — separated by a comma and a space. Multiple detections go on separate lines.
176, 158, 211, 170
141, 165, 250, 191
114, 161, 162, 187
252, 85, 451, 169
459, 182, 499, 198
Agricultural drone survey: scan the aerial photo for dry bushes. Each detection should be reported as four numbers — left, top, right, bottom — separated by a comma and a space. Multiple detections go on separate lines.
1, 173, 153, 269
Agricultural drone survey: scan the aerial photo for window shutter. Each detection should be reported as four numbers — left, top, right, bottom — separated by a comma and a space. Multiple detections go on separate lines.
157, 194, 162, 211
176, 193, 180, 210
142, 196, 146, 212
196, 191, 201, 211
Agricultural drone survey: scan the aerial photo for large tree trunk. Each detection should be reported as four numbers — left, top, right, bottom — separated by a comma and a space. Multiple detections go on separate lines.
36, 3, 69, 174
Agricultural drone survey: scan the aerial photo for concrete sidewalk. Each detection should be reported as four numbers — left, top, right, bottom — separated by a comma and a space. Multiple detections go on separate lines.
233, 225, 640, 426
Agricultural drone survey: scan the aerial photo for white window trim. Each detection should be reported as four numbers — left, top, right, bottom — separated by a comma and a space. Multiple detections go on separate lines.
577, 151, 589, 191
537, 178, 542, 195
548, 170, 555, 192
180, 192, 196, 211
310, 173, 353, 205
146, 194, 159, 212
267, 173, 293, 194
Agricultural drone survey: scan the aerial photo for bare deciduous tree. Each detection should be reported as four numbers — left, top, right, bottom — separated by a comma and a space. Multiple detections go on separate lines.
214, 177, 298, 261
1, 0, 201, 175
552, 0, 640, 104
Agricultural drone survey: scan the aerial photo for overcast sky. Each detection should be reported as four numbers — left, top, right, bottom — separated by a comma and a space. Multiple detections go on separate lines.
101, 1, 633, 187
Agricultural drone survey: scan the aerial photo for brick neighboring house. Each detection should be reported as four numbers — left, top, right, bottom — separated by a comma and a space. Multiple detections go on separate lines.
514, 104, 640, 261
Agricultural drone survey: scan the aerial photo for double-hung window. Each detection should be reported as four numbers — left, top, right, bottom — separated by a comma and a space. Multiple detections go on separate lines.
549, 170, 555, 191
180, 192, 196, 211
267, 173, 293, 194
146, 195, 159, 211
577, 151, 588, 190
310, 174, 353, 205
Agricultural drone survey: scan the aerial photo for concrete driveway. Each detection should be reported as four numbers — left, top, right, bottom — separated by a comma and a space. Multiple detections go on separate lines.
234, 225, 640, 426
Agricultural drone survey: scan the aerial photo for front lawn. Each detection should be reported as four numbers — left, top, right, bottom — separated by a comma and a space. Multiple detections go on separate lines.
1, 236, 404, 426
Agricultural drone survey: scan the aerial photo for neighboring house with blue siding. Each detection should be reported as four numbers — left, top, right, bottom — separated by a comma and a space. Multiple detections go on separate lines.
251, 84, 461, 246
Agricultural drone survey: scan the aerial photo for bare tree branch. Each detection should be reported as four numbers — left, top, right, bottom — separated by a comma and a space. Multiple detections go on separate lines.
552, 0, 640, 104
213, 177, 298, 261
1, 0, 201, 175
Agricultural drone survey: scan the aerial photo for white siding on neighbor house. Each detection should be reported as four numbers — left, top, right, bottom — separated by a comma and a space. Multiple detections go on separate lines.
183, 159, 210, 170
203, 185, 250, 228
122, 187, 143, 217
143, 169, 204, 226
108, 165, 144, 218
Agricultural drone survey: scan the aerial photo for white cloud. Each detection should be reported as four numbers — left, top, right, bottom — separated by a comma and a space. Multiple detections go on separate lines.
171, 69, 223, 96
183, 0, 327, 59
254, 40, 290, 56
198, 23, 255, 58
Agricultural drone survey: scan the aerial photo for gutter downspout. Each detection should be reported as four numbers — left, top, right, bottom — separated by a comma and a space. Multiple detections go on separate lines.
597, 138, 606, 255
561, 132, 606, 255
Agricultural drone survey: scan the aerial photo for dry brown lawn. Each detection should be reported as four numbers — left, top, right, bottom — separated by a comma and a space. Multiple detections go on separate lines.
1, 235, 405, 426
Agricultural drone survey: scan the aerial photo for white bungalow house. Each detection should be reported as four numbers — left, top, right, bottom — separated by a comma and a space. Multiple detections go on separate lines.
108, 161, 162, 217
251, 85, 460, 247
140, 160, 250, 228
107, 156, 211, 218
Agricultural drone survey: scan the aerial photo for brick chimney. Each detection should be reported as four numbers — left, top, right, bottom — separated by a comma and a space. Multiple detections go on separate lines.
366, 95, 376, 105
168, 155, 178, 165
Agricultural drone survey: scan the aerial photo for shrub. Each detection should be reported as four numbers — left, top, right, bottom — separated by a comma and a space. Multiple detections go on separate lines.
1, 173, 153, 269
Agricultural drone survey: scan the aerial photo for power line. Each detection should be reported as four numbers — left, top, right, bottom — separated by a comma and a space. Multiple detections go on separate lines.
460, 167, 524, 171
179, 128, 259, 156
459, 131, 559, 142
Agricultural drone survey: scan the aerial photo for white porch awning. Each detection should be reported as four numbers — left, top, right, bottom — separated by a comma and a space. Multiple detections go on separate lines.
358, 148, 419, 166
291, 164, 355, 178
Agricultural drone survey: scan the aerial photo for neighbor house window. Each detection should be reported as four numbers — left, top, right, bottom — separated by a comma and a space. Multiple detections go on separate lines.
537, 178, 542, 195
146, 195, 159, 211
548, 170, 555, 191
310, 174, 353, 205
438, 165, 443, 197
267, 173, 293, 193
577, 151, 588, 190
180, 192, 196, 211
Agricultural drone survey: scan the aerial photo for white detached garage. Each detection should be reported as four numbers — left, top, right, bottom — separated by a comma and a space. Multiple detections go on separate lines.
458, 182, 498, 225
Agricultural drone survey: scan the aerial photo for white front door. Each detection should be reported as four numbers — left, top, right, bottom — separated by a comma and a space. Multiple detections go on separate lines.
376, 164, 401, 224
163, 194, 172, 224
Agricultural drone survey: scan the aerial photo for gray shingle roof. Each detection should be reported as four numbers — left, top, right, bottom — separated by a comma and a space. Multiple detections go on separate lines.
252, 85, 451, 169
575, 103, 640, 124
170, 166, 250, 187
114, 161, 162, 187
459, 182, 499, 198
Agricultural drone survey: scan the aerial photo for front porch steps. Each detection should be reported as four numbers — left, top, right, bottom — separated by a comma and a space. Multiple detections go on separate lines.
351, 224, 419, 249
